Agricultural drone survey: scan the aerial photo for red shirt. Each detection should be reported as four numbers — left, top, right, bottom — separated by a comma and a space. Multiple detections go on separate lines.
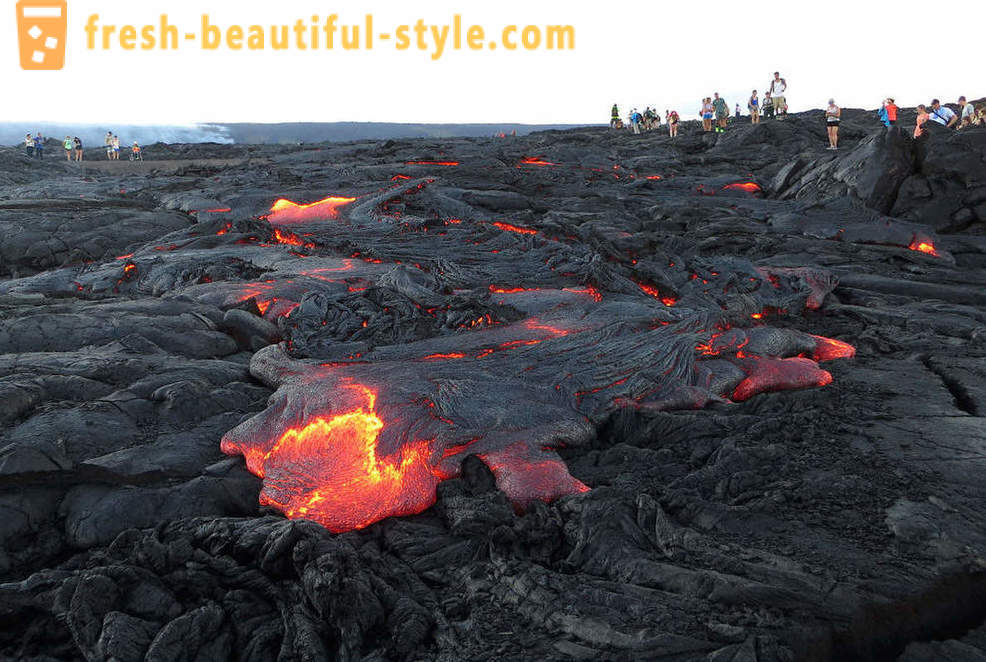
886, 104, 898, 122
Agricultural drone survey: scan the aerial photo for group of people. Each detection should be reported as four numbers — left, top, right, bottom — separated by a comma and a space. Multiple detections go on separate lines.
21, 131, 143, 161
913, 96, 986, 137
612, 72, 793, 138
824, 94, 985, 150
611, 71, 982, 151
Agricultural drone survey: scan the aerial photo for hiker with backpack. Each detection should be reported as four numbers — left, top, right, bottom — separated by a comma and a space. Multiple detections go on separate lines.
928, 99, 957, 128
63, 136, 73, 161
611, 104, 620, 129
33, 133, 44, 159
769, 72, 788, 117
24, 134, 34, 158
667, 109, 680, 137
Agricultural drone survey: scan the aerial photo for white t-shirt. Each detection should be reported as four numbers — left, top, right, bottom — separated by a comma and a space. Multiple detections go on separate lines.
929, 106, 956, 125
961, 103, 975, 120
770, 78, 786, 96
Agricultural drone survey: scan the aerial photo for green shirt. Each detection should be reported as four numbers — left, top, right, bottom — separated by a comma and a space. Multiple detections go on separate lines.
712, 98, 728, 115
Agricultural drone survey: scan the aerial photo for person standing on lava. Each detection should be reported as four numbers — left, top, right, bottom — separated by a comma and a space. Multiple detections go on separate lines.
712, 93, 729, 133
104, 131, 114, 160
825, 98, 841, 150
33, 133, 44, 159
762, 92, 775, 120
73, 137, 83, 161
769, 72, 787, 117
701, 98, 714, 132
610, 104, 620, 129
749, 90, 761, 123
914, 104, 930, 138
63, 136, 73, 162
24, 133, 34, 158
668, 109, 680, 138
957, 96, 976, 129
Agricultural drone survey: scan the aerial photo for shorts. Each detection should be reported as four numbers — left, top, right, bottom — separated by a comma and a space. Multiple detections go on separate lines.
703, 113, 713, 120
773, 96, 786, 109
827, 120, 840, 126
716, 113, 727, 120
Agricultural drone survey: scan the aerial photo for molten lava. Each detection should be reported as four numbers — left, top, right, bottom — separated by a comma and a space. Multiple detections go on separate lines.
492, 222, 538, 236
230, 383, 439, 533
268, 195, 356, 223
722, 182, 763, 193
519, 157, 559, 167
406, 160, 460, 166
908, 238, 939, 257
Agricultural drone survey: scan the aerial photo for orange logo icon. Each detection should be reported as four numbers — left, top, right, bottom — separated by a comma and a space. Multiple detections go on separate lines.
17, 0, 67, 70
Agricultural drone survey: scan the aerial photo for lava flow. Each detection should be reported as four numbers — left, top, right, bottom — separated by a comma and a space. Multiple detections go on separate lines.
226, 382, 439, 534
908, 237, 939, 257
268, 195, 357, 223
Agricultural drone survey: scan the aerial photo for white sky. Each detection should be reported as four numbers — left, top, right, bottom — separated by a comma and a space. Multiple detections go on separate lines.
4, 0, 982, 125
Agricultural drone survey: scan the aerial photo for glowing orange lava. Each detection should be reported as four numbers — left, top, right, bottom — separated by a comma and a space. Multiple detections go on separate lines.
238, 383, 439, 533
811, 336, 857, 362
722, 182, 762, 193
406, 160, 460, 166
637, 283, 676, 306
268, 195, 356, 223
493, 222, 538, 236
519, 157, 559, 167
908, 238, 939, 257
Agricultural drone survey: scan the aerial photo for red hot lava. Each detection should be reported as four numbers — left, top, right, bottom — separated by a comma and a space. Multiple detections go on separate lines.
722, 182, 763, 194
268, 195, 356, 223
908, 237, 939, 257
492, 222, 538, 236
519, 157, 559, 167
225, 382, 439, 533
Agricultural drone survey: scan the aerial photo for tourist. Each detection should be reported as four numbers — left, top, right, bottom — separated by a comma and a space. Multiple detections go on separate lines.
885, 98, 898, 127
748, 91, 760, 124
611, 104, 620, 129
630, 109, 642, 135
928, 99, 957, 128
24, 133, 34, 158
977, 107, 986, 127
63, 136, 73, 161
914, 104, 930, 139
104, 132, 114, 159
668, 109, 680, 138
825, 98, 841, 150
701, 98, 714, 132
34, 133, 44, 159
735, 103, 741, 119
769, 72, 788, 117
112, 134, 121, 160
73, 137, 83, 161
958, 96, 976, 129
712, 93, 729, 133
762, 93, 775, 121
131, 142, 143, 161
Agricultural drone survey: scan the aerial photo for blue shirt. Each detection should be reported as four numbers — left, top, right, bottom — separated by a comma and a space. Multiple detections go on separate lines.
33, 137, 43, 148
929, 106, 955, 126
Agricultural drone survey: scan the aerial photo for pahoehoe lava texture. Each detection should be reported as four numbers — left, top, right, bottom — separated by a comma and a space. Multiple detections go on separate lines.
1, 111, 986, 661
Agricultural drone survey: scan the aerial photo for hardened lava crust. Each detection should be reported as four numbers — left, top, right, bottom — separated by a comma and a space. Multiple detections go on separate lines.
1, 111, 985, 661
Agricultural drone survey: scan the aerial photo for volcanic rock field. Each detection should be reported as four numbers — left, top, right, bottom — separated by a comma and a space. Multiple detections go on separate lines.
1, 108, 985, 661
